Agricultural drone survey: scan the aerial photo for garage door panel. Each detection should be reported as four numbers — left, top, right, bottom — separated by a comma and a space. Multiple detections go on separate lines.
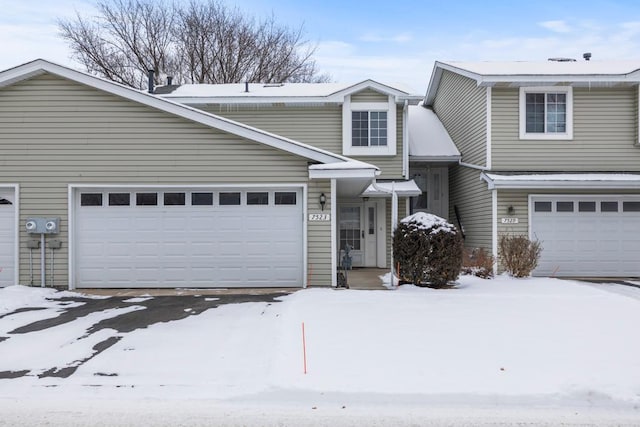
76, 187, 304, 288
532, 196, 640, 277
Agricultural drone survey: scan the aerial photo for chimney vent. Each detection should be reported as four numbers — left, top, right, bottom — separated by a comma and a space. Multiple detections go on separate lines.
147, 69, 155, 93
167, 76, 173, 85
583, 52, 592, 61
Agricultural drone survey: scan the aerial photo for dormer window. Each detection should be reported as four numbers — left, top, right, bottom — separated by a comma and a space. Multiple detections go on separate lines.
519, 87, 573, 140
352, 111, 387, 147
343, 95, 396, 156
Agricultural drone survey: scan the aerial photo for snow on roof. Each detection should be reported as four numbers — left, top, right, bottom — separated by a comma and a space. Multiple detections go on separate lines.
400, 212, 456, 234
362, 180, 421, 197
408, 104, 460, 160
160, 81, 418, 99
482, 173, 640, 189
308, 160, 379, 171
438, 60, 640, 77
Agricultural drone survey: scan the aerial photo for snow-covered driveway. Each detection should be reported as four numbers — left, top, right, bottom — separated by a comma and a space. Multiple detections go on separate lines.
0, 276, 639, 426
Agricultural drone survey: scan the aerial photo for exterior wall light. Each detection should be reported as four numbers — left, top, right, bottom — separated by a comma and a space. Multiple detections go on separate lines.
507, 205, 515, 215
319, 193, 326, 211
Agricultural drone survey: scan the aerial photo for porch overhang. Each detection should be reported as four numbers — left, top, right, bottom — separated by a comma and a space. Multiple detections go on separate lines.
361, 179, 422, 197
481, 172, 640, 190
308, 160, 380, 179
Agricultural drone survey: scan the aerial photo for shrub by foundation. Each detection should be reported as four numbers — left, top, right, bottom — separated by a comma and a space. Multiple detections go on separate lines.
498, 235, 542, 278
393, 212, 463, 288
462, 247, 495, 279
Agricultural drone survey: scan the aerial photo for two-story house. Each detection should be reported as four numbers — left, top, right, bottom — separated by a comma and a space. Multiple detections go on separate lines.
0, 59, 422, 290
424, 59, 640, 277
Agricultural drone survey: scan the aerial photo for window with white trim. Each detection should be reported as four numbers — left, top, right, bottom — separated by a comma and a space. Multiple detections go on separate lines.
351, 111, 387, 147
342, 96, 396, 156
519, 87, 573, 140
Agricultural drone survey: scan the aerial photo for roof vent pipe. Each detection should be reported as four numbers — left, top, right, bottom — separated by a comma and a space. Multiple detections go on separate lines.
583, 52, 592, 61
147, 69, 155, 93
245, 81, 249, 93
167, 76, 173, 85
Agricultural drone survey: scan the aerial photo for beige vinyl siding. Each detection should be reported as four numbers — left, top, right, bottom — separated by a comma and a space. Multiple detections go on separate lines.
0, 73, 332, 287
448, 165, 492, 251
433, 71, 487, 166
307, 179, 332, 286
202, 103, 405, 179
355, 105, 404, 178
199, 104, 343, 153
350, 88, 389, 103
492, 87, 640, 170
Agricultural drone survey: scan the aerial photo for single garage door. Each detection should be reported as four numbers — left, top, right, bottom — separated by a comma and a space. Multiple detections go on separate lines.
0, 189, 15, 287
75, 188, 304, 288
531, 195, 640, 277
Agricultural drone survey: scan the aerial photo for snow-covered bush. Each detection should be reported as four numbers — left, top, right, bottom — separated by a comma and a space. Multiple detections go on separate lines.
462, 247, 495, 279
498, 235, 542, 278
393, 212, 463, 288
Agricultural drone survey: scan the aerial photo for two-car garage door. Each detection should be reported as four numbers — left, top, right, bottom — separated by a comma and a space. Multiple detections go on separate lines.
531, 196, 640, 277
75, 187, 303, 288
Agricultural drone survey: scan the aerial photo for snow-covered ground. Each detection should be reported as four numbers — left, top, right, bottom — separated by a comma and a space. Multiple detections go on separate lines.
1, 275, 639, 426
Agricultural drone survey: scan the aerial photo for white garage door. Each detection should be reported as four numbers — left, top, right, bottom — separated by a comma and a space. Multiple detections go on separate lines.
0, 189, 15, 287
75, 188, 304, 288
531, 196, 640, 277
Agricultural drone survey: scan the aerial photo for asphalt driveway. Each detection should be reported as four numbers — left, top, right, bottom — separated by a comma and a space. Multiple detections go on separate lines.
0, 290, 290, 380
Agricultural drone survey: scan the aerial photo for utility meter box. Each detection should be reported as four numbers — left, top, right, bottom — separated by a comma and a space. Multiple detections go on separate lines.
25, 217, 60, 234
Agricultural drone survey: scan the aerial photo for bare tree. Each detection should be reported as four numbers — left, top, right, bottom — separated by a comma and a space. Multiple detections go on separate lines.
59, 0, 329, 89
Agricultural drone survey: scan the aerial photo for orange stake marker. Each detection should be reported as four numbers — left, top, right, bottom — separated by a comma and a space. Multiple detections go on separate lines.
302, 322, 307, 374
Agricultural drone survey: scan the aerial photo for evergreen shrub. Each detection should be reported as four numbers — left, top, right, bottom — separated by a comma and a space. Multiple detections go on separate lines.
393, 212, 463, 288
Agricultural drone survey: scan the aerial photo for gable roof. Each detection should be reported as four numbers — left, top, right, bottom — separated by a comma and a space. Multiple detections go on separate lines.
158, 79, 422, 105
426, 60, 640, 105
0, 59, 374, 170
407, 104, 460, 162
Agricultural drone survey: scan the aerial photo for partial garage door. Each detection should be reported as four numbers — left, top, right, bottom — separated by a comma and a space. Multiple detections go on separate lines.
531, 196, 640, 277
75, 188, 304, 288
0, 189, 15, 287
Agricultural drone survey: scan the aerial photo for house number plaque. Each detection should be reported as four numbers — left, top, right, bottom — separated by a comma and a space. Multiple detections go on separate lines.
309, 213, 331, 221
501, 217, 519, 224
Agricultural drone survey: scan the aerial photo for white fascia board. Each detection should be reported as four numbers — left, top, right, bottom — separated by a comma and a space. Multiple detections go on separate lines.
481, 173, 640, 190
410, 155, 461, 163
329, 79, 414, 100
424, 62, 483, 106
308, 168, 379, 179
477, 74, 640, 86
0, 59, 349, 165
164, 96, 341, 105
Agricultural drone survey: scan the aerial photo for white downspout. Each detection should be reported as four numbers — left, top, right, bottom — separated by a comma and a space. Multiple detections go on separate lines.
402, 99, 409, 179
370, 180, 399, 288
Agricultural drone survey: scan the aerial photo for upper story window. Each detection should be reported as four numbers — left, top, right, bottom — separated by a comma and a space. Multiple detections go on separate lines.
519, 87, 573, 140
342, 95, 397, 156
352, 111, 387, 147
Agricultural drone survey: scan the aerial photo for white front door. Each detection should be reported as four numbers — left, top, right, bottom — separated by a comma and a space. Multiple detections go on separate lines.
363, 201, 377, 266
339, 201, 379, 268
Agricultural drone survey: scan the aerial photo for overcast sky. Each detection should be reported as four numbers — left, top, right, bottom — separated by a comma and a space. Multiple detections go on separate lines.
2, 0, 640, 93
